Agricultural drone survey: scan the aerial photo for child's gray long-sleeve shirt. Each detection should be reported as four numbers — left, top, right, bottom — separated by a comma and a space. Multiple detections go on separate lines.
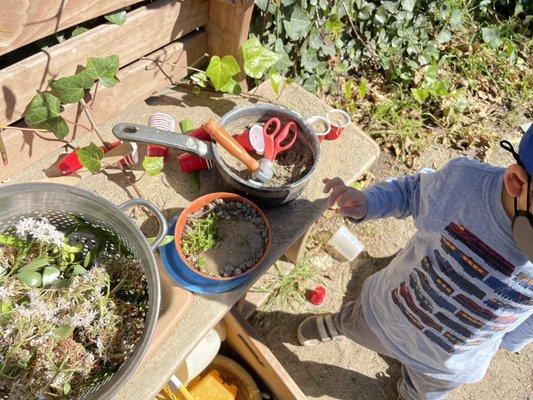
360, 158, 532, 383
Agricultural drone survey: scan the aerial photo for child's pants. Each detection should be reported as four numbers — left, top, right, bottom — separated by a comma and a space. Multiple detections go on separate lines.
333, 295, 461, 400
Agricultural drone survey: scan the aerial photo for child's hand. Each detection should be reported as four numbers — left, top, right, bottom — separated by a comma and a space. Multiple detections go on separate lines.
323, 177, 368, 220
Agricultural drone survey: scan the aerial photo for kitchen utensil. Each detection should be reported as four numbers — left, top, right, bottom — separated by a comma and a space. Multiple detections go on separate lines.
146, 113, 176, 159
203, 119, 274, 184
261, 118, 299, 161
328, 225, 363, 261
0, 183, 167, 399
114, 104, 320, 206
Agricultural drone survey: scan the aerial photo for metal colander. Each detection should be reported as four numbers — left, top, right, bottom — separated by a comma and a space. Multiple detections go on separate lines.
0, 183, 167, 399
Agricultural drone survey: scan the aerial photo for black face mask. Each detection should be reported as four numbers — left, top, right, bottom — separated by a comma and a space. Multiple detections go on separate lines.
501, 140, 533, 261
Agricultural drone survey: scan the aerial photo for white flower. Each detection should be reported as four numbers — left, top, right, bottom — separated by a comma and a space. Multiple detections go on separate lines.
70, 308, 97, 328
31, 219, 65, 248
14, 217, 37, 238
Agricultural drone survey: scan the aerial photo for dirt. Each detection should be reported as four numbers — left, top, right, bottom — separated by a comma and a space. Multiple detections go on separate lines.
183, 200, 268, 278
249, 130, 533, 400
217, 118, 315, 187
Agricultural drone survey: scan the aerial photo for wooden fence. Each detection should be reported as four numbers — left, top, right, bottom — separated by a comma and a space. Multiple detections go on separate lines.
0, 0, 254, 180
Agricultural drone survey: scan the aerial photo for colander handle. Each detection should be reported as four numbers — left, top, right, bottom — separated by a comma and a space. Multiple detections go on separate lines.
119, 199, 168, 252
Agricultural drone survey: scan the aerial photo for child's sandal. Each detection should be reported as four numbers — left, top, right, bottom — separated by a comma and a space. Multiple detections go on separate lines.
297, 314, 343, 346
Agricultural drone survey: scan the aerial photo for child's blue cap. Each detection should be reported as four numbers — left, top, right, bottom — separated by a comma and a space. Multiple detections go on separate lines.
519, 124, 533, 176
501, 125, 533, 177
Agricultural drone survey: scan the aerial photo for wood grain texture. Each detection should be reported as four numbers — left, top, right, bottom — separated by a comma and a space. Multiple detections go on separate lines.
0, 31, 207, 181
207, 0, 254, 87
224, 308, 308, 400
0, 0, 144, 56
0, 0, 209, 126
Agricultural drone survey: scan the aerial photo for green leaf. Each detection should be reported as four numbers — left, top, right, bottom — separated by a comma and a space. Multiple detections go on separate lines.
71, 26, 89, 37
205, 55, 240, 91
63, 244, 82, 254
0, 234, 22, 247
344, 80, 353, 101
412, 87, 429, 103
42, 266, 60, 286
219, 78, 242, 95
43, 116, 69, 140
358, 79, 368, 99
283, 7, 311, 41
401, 0, 415, 12
179, 119, 195, 134
53, 325, 74, 341
84, 55, 120, 87
242, 37, 279, 79
16, 271, 42, 287
189, 171, 200, 193
436, 29, 451, 44
449, 9, 463, 30
324, 15, 344, 36
481, 27, 501, 48
1, 299, 13, 314
269, 71, 284, 96
77, 143, 104, 174
63, 383, 71, 395
105, 10, 127, 26
428, 80, 448, 97
25, 93, 60, 125
49, 71, 94, 104
72, 264, 87, 276
142, 156, 164, 176
20, 258, 51, 272
147, 235, 174, 247
191, 71, 208, 88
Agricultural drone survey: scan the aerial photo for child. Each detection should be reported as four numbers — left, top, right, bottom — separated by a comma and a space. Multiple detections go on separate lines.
297, 128, 532, 400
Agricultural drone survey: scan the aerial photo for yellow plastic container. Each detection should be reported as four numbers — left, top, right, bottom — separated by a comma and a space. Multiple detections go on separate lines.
188, 370, 237, 400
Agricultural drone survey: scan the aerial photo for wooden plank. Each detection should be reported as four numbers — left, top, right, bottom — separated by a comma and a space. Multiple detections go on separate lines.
0, 0, 209, 127
207, 0, 254, 87
0, 30, 207, 181
0, 0, 144, 56
224, 308, 307, 400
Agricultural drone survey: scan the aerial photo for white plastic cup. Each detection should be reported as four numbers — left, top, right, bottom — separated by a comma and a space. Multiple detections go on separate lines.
328, 225, 364, 261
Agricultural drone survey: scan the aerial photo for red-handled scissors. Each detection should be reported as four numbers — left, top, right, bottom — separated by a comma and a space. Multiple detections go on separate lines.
262, 118, 299, 161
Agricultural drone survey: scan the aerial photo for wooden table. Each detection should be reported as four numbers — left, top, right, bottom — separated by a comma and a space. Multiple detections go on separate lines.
6, 82, 379, 399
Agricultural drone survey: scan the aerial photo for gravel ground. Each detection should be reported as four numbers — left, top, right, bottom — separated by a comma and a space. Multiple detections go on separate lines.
251, 135, 533, 400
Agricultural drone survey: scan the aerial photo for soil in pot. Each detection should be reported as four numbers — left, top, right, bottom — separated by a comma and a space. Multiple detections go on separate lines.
217, 119, 314, 187
181, 199, 268, 278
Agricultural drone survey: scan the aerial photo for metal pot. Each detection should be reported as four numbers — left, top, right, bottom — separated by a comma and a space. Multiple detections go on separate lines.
0, 183, 167, 399
113, 104, 320, 207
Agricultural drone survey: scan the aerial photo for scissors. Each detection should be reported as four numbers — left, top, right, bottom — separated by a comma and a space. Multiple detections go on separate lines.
262, 117, 299, 161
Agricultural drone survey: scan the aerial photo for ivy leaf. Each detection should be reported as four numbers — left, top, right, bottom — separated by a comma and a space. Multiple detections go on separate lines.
42, 266, 60, 287
269, 71, 284, 96
42, 117, 69, 140
16, 271, 42, 287
242, 37, 279, 79
436, 30, 451, 45
85, 55, 120, 88
147, 235, 174, 247
191, 71, 208, 88
325, 15, 344, 36
283, 7, 311, 41
105, 10, 127, 26
142, 156, 164, 176
71, 26, 88, 37
25, 93, 60, 125
78, 143, 104, 174
481, 27, 501, 48
219, 78, 242, 95
205, 55, 240, 91
412, 87, 429, 104
49, 71, 94, 104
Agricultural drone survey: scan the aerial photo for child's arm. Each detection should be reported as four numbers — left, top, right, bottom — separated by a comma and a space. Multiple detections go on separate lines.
324, 168, 434, 221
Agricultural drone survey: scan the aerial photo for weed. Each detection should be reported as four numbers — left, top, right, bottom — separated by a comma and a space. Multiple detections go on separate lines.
181, 214, 219, 257
263, 259, 315, 309
236, 235, 249, 247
